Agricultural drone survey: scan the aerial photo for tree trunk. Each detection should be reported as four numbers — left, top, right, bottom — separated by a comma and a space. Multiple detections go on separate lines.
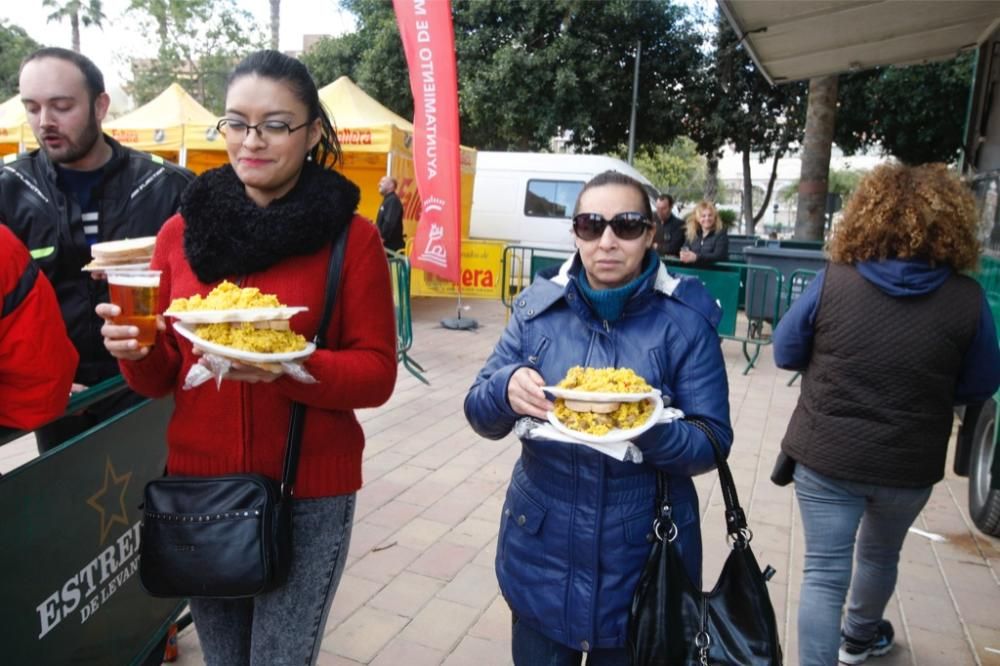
72, 12, 81, 52
270, 0, 281, 51
158, 17, 167, 47
704, 154, 719, 202
751, 152, 781, 231
741, 148, 753, 235
795, 75, 838, 240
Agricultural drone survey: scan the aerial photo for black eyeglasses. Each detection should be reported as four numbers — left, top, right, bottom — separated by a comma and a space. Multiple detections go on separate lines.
572, 212, 653, 241
216, 118, 311, 139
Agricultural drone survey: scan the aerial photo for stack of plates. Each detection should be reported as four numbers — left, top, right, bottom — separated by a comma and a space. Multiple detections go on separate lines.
82, 237, 156, 271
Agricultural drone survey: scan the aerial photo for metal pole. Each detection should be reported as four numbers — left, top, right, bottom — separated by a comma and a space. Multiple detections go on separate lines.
627, 39, 641, 165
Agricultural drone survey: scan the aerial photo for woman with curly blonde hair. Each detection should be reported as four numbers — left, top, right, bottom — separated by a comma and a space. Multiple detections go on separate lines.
773, 162, 1000, 666
679, 200, 728, 264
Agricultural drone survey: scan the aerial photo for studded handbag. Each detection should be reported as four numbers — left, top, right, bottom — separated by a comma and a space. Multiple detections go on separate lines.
138, 223, 349, 599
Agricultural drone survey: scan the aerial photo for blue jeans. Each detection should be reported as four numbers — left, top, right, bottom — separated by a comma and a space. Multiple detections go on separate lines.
794, 464, 931, 666
511, 613, 629, 666
189, 493, 355, 666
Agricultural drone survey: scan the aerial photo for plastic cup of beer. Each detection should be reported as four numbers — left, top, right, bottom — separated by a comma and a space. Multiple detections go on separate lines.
106, 269, 161, 347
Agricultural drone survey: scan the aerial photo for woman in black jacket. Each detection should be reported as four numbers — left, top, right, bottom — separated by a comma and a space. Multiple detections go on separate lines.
679, 200, 728, 265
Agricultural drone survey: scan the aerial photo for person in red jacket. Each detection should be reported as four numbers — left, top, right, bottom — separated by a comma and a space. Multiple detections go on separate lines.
0, 224, 78, 430
97, 51, 397, 665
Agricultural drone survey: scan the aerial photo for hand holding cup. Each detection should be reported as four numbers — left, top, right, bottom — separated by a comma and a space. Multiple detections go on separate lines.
99, 269, 164, 360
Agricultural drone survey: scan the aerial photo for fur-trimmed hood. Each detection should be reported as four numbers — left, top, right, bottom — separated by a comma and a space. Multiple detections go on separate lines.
180, 162, 360, 283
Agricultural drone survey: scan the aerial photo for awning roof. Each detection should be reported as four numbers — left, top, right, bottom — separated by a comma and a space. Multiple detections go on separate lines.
105, 82, 216, 129
318, 75, 414, 131
718, 0, 1000, 84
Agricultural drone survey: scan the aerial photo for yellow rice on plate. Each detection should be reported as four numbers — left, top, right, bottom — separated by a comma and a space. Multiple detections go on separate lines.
553, 367, 655, 435
166, 280, 282, 311
192, 322, 307, 354
556, 366, 652, 393
169, 281, 307, 354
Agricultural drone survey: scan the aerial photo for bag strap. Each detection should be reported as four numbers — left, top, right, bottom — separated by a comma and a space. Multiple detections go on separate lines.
655, 419, 750, 545
280, 221, 352, 499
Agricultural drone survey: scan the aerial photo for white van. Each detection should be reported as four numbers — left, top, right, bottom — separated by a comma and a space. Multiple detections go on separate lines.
469, 152, 658, 251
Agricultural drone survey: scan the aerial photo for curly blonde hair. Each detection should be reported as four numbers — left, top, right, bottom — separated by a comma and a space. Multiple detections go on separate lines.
828, 163, 979, 271
686, 200, 723, 242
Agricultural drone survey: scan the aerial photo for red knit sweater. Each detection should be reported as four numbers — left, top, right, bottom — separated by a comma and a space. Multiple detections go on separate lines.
120, 213, 397, 497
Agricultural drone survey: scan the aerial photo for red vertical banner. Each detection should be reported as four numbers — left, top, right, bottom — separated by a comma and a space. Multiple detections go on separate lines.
393, 0, 462, 285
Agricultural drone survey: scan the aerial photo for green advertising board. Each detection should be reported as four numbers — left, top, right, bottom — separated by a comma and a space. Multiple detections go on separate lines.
0, 397, 184, 665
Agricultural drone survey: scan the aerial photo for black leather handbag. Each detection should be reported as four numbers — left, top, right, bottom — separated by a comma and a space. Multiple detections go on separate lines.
139, 224, 349, 599
770, 451, 796, 487
628, 420, 782, 665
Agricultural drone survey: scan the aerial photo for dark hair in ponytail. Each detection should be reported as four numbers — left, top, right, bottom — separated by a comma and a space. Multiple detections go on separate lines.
227, 50, 342, 168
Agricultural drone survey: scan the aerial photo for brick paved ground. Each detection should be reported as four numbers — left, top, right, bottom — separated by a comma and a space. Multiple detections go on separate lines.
5, 296, 997, 665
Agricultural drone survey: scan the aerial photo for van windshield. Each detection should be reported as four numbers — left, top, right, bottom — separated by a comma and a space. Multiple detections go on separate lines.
525, 179, 584, 218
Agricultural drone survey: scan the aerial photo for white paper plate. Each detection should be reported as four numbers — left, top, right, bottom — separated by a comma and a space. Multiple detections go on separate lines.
172, 321, 315, 363
82, 261, 151, 272
165, 307, 309, 324
546, 396, 664, 444
542, 386, 661, 403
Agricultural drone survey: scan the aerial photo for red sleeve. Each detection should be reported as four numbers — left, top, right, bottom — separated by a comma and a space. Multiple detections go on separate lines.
276, 217, 398, 409
118, 214, 185, 398
0, 225, 79, 430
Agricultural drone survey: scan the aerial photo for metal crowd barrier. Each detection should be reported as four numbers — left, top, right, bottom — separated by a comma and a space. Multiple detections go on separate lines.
664, 261, 783, 374
0, 377, 186, 665
386, 249, 428, 385
500, 245, 573, 317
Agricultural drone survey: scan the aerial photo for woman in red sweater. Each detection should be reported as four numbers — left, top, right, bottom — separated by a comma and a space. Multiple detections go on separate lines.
97, 51, 397, 665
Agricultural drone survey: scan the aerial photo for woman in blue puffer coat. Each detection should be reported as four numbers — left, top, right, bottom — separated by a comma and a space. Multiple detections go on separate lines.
464, 171, 733, 664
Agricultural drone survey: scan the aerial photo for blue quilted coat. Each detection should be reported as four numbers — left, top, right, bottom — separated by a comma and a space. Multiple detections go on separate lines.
464, 253, 733, 651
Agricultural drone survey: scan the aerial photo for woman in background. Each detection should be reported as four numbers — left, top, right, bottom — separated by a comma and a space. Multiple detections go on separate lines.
773, 163, 1000, 665
679, 200, 729, 265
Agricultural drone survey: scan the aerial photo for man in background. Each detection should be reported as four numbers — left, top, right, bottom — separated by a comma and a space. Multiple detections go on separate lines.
0, 48, 193, 452
376, 175, 405, 252
653, 193, 686, 258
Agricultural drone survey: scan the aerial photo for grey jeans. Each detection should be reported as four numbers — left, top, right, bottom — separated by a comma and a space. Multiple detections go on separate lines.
794, 464, 932, 666
189, 493, 355, 666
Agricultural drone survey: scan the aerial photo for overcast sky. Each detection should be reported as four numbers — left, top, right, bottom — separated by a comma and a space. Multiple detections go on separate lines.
0, 0, 356, 109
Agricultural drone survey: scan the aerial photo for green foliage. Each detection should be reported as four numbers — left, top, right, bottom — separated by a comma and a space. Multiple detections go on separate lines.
717, 207, 737, 229
0, 21, 43, 100
683, 14, 806, 229
43, 0, 105, 28
124, 0, 265, 114
300, 33, 363, 88
43, 0, 105, 50
685, 16, 806, 163
303, 0, 703, 152
780, 168, 867, 203
622, 137, 706, 204
835, 53, 974, 165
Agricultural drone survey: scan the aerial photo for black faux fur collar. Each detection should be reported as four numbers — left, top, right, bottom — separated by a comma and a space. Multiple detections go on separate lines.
180, 162, 360, 283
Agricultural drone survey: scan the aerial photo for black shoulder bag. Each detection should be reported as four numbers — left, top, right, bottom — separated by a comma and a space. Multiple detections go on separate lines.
627, 419, 782, 665
139, 224, 350, 599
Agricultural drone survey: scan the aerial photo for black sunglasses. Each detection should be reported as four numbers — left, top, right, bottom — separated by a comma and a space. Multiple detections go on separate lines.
572, 212, 653, 241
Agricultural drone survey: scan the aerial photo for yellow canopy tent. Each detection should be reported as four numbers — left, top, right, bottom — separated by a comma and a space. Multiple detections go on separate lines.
317, 76, 486, 297
0, 95, 31, 157
104, 83, 219, 169
320, 77, 477, 246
